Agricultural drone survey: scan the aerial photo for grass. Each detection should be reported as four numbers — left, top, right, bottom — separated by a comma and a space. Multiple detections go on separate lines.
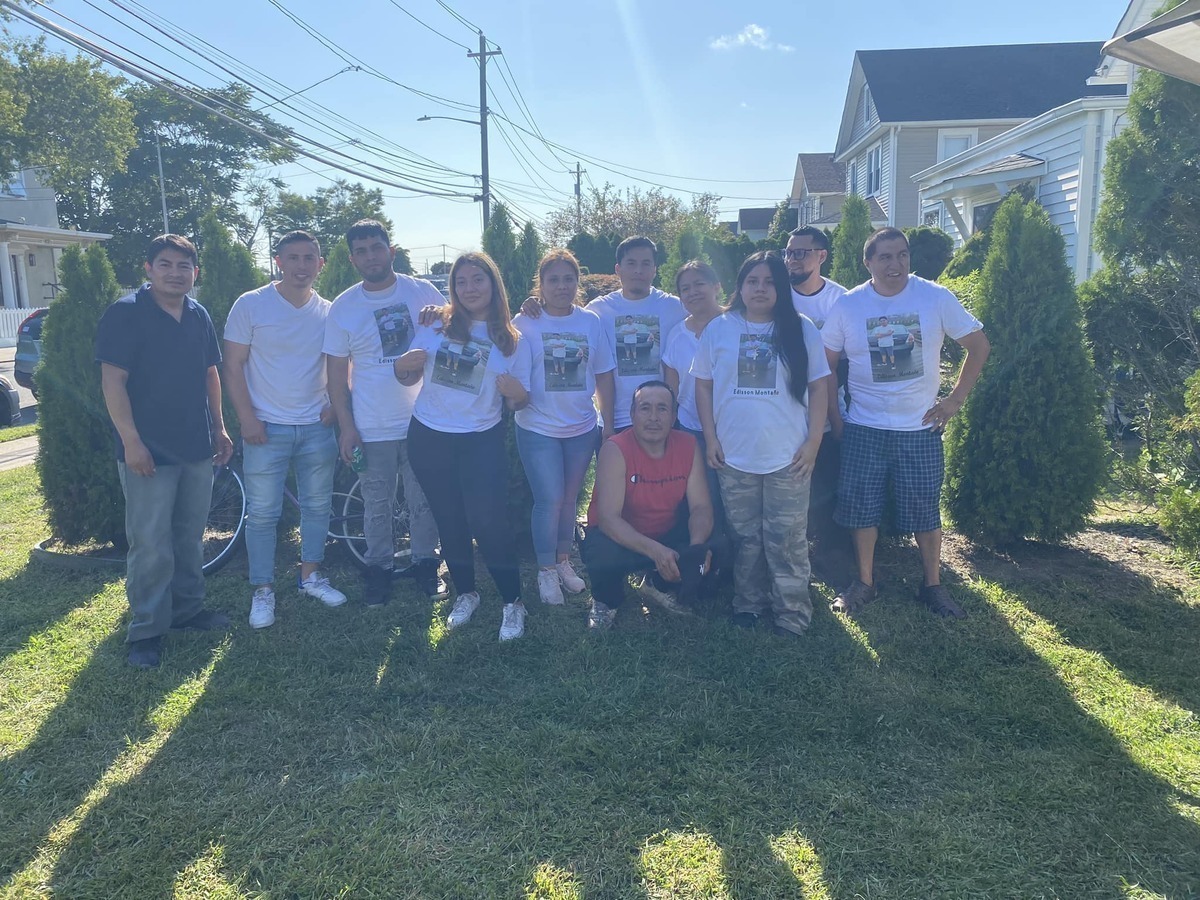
0, 423, 37, 444
1, 465, 1198, 898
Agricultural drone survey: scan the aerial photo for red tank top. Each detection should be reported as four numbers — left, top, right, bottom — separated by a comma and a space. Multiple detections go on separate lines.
588, 429, 695, 539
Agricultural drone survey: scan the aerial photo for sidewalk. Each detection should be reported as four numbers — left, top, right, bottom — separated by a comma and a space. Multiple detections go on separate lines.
0, 435, 37, 471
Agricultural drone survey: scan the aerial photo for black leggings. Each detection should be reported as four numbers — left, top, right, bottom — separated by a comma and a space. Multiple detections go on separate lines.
407, 418, 521, 604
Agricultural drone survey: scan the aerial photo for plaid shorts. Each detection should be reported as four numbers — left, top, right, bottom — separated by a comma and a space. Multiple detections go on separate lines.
835, 424, 944, 532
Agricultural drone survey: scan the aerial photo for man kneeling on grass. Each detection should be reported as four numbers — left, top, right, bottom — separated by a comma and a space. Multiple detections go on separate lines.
581, 380, 716, 629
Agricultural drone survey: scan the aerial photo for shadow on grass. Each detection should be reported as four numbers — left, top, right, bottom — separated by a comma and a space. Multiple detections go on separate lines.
0, 561, 124, 666
955, 536, 1200, 721
1, 544, 1197, 898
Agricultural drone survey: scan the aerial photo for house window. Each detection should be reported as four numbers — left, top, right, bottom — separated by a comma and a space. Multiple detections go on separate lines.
923, 206, 943, 229
862, 87, 872, 128
849, 161, 858, 195
973, 200, 1001, 234
867, 144, 882, 196
938, 128, 978, 163
0, 171, 26, 198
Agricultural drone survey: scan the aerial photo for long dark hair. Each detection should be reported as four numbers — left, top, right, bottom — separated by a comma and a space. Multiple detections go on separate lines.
728, 251, 810, 405
446, 252, 518, 356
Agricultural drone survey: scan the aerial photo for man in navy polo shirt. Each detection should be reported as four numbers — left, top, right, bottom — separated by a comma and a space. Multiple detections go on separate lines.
96, 234, 234, 668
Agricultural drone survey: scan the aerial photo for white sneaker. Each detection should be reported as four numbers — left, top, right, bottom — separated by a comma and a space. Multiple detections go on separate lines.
499, 601, 527, 641
447, 591, 480, 629
249, 586, 276, 629
556, 560, 586, 593
588, 599, 616, 630
537, 568, 565, 605
299, 571, 347, 607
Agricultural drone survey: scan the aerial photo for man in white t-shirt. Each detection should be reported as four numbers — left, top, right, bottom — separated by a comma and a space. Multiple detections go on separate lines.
224, 231, 346, 630
822, 228, 990, 619
323, 219, 446, 607
521, 236, 685, 436
785, 226, 852, 584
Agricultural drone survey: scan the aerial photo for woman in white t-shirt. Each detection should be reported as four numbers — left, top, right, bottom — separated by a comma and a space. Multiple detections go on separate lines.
513, 249, 617, 606
693, 251, 829, 637
662, 259, 725, 526
393, 252, 532, 641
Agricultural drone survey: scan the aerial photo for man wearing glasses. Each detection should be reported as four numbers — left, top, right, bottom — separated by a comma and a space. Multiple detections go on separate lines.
783, 227, 851, 585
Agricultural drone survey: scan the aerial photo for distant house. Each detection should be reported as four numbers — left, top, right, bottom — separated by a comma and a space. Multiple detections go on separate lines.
0, 167, 110, 310
833, 41, 1118, 230
913, 0, 1159, 282
731, 207, 776, 242
789, 153, 845, 227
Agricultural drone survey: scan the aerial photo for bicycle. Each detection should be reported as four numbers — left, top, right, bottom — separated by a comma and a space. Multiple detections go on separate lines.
202, 451, 411, 575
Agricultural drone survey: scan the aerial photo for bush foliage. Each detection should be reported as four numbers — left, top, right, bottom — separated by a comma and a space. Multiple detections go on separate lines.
830, 194, 871, 289
903, 226, 954, 281
944, 193, 1105, 545
35, 244, 126, 546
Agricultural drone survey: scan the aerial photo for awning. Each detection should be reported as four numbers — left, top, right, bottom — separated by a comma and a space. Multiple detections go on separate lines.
1103, 0, 1200, 86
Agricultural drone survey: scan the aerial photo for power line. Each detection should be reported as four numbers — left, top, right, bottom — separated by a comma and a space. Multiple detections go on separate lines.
382, 0, 472, 51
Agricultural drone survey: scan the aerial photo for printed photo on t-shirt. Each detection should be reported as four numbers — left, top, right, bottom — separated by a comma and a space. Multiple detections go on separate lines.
866, 313, 922, 383
738, 333, 777, 391
542, 331, 588, 392
432, 334, 492, 394
374, 304, 415, 359
615, 314, 660, 376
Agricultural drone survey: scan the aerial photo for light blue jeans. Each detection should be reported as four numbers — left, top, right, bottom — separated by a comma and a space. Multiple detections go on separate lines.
242, 422, 338, 586
118, 459, 213, 642
516, 424, 599, 567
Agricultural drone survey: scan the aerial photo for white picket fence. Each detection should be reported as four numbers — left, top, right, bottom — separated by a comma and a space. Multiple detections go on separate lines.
0, 306, 46, 348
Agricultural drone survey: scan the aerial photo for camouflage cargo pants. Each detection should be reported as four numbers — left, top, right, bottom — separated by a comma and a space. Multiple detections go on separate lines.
718, 464, 813, 634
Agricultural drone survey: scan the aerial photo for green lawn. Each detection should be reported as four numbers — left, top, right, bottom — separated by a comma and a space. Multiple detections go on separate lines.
1, 466, 1198, 899
0, 423, 37, 444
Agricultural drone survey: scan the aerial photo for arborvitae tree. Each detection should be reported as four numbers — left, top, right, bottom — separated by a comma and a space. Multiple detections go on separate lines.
944, 193, 1105, 545
315, 239, 358, 299
764, 197, 797, 248
511, 221, 543, 315
903, 226, 954, 280
36, 244, 126, 547
830, 193, 872, 288
659, 226, 706, 295
199, 213, 262, 445
942, 229, 992, 279
567, 231, 620, 275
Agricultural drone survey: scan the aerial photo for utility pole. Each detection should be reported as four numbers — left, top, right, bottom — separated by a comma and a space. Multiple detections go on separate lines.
572, 161, 586, 232
154, 131, 170, 233
467, 32, 501, 228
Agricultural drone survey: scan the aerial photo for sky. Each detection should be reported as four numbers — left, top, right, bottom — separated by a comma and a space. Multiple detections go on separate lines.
7, 0, 1132, 271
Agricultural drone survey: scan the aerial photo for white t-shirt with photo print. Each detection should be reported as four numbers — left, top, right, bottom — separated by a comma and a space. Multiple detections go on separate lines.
513, 307, 615, 439
323, 275, 445, 442
691, 311, 830, 475
790, 277, 847, 329
587, 287, 685, 429
410, 320, 532, 434
822, 275, 983, 432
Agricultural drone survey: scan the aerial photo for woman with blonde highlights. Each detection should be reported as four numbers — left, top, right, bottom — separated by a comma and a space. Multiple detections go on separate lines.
513, 249, 616, 605
394, 252, 533, 640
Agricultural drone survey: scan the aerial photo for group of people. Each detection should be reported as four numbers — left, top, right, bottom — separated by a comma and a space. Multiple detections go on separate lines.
95, 219, 989, 669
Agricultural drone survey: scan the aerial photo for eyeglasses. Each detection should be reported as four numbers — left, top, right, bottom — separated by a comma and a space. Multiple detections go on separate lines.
782, 248, 821, 260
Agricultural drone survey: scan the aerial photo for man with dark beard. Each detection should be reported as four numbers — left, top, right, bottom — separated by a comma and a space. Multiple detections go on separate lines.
324, 220, 447, 607
783, 226, 851, 584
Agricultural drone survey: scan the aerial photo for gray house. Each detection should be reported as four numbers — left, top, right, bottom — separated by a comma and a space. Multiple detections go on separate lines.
833, 42, 1122, 228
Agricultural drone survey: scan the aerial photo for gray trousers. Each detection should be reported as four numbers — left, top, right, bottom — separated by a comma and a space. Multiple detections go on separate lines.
360, 439, 438, 569
118, 459, 213, 642
718, 464, 813, 634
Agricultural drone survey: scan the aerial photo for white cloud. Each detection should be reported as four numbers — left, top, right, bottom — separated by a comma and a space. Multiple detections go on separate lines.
709, 24, 794, 53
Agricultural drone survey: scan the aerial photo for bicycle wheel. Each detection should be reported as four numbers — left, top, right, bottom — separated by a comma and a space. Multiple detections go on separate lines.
328, 476, 411, 570
203, 466, 246, 575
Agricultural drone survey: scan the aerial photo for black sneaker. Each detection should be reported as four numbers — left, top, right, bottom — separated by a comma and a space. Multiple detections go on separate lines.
731, 611, 759, 629
170, 609, 231, 631
364, 565, 392, 607
127, 636, 162, 668
412, 558, 448, 600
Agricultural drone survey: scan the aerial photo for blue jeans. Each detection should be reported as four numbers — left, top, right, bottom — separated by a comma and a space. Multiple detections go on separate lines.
242, 422, 338, 586
118, 459, 213, 642
516, 425, 599, 567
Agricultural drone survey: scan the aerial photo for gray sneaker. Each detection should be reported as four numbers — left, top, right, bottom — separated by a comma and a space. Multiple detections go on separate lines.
447, 591, 481, 629
587, 599, 616, 630
636, 573, 690, 616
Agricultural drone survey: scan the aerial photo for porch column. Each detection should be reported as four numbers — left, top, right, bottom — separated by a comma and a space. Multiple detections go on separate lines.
0, 241, 14, 309
13, 248, 29, 307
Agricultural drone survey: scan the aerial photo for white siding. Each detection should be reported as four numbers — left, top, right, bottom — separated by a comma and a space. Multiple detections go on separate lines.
895, 129, 939, 227
849, 86, 880, 146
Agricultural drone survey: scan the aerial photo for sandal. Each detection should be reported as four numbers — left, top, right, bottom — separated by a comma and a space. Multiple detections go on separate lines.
831, 579, 876, 618
918, 584, 967, 619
